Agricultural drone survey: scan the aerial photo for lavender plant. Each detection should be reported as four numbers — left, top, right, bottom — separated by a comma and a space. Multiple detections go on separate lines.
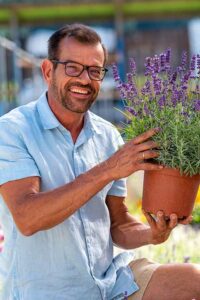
113, 49, 200, 176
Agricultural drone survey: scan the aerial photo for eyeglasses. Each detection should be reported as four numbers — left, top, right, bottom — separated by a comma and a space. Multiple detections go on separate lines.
51, 59, 108, 81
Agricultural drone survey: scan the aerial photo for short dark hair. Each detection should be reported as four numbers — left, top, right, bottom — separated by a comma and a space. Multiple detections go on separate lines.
48, 23, 108, 65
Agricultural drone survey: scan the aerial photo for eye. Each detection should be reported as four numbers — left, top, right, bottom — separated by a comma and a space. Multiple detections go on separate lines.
66, 63, 82, 74
90, 67, 102, 75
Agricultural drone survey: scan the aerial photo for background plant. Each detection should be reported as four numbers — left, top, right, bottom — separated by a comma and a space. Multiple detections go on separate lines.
113, 49, 200, 176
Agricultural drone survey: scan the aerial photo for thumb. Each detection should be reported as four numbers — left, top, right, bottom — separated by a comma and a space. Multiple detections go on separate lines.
142, 209, 156, 228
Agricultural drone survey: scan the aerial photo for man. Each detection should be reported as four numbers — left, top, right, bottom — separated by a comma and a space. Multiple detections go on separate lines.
0, 23, 199, 300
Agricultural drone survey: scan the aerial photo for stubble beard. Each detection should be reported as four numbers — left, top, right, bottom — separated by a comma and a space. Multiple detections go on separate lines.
52, 78, 98, 114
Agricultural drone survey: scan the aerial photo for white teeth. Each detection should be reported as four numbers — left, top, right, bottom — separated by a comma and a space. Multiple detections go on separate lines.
70, 88, 88, 94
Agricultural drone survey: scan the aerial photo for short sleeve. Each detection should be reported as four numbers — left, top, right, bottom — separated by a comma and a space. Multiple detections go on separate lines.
107, 127, 127, 197
0, 121, 40, 185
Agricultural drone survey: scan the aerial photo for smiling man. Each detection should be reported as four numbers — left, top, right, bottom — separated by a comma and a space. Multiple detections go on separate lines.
0, 24, 199, 300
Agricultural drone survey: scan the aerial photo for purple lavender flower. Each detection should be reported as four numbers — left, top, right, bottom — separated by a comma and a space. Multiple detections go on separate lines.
171, 84, 181, 106
158, 95, 166, 108
160, 53, 167, 72
141, 80, 151, 96
152, 55, 160, 74
143, 103, 151, 116
180, 51, 187, 71
117, 82, 126, 100
197, 54, 200, 74
194, 100, 200, 111
144, 57, 152, 76
180, 71, 191, 95
165, 48, 171, 64
112, 49, 199, 118
129, 58, 136, 76
126, 73, 138, 96
126, 106, 137, 116
152, 75, 162, 95
190, 55, 196, 71
170, 71, 177, 84
112, 64, 121, 82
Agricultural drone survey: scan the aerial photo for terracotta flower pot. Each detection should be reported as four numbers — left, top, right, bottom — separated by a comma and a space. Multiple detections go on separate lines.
142, 168, 200, 220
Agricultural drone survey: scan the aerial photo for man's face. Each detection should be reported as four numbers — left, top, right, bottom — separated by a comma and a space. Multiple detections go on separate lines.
49, 37, 105, 114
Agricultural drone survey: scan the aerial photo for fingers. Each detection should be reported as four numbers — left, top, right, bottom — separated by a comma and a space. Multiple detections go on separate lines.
142, 210, 179, 244
135, 140, 159, 152
133, 128, 160, 145
142, 210, 156, 228
168, 214, 178, 229
143, 210, 178, 230
138, 149, 159, 161
136, 149, 163, 171
130, 129, 161, 168
139, 161, 163, 171
156, 211, 168, 229
109, 128, 162, 179
179, 215, 193, 225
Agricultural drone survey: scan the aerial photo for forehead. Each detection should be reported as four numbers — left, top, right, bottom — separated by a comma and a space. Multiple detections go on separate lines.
58, 37, 105, 66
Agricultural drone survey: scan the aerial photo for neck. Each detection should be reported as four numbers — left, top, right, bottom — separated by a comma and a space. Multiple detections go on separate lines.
47, 95, 85, 143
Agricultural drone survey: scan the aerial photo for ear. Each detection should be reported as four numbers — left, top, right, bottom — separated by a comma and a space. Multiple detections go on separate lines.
41, 59, 53, 85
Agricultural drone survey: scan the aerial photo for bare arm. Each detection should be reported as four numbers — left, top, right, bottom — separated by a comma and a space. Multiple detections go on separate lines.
0, 162, 112, 236
106, 195, 152, 249
106, 195, 192, 250
0, 128, 162, 236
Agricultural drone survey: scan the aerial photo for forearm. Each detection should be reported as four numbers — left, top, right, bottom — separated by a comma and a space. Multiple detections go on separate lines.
111, 216, 152, 250
111, 211, 177, 249
13, 161, 114, 235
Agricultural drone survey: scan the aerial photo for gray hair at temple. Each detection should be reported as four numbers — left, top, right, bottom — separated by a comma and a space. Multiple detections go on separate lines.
48, 23, 108, 66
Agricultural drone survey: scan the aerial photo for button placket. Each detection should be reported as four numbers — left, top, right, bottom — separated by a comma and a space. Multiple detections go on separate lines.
75, 145, 94, 268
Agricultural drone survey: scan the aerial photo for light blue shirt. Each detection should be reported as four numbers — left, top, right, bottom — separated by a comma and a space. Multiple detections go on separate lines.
0, 92, 139, 300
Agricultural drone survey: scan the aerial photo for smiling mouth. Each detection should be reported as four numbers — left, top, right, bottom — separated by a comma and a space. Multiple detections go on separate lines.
69, 87, 90, 95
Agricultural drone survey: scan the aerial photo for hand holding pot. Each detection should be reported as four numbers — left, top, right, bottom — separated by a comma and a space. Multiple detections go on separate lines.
107, 128, 163, 180
143, 210, 193, 245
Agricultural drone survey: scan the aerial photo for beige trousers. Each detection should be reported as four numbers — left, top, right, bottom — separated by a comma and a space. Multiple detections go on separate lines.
127, 258, 160, 300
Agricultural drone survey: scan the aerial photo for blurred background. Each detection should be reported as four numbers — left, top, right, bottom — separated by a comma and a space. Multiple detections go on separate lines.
1, 0, 200, 121
0, 0, 200, 261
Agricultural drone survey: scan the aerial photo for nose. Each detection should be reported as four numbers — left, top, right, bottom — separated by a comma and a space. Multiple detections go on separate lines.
78, 68, 91, 83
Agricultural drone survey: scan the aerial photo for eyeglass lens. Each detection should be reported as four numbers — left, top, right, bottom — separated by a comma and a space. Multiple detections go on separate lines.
65, 62, 106, 80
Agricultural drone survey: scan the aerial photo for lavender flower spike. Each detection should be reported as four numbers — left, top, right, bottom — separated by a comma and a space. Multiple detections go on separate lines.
112, 64, 121, 82
129, 58, 136, 76
194, 100, 200, 111
190, 55, 196, 71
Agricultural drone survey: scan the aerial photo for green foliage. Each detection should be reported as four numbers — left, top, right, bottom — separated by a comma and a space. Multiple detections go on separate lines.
192, 205, 200, 225
123, 104, 200, 176
116, 50, 200, 176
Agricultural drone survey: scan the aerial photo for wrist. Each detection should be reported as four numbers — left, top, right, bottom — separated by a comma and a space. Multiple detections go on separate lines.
97, 158, 117, 181
92, 159, 115, 183
102, 156, 120, 181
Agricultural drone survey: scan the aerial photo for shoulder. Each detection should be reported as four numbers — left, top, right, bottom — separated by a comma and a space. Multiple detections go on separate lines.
88, 111, 124, 147
89, 111, 121, 135
0, 101, 38, 135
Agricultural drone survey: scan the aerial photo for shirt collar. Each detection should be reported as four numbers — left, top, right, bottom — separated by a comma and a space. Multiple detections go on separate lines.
36, 91, 101, 135
84, 111, 102, 135
36, 92, 60, 130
